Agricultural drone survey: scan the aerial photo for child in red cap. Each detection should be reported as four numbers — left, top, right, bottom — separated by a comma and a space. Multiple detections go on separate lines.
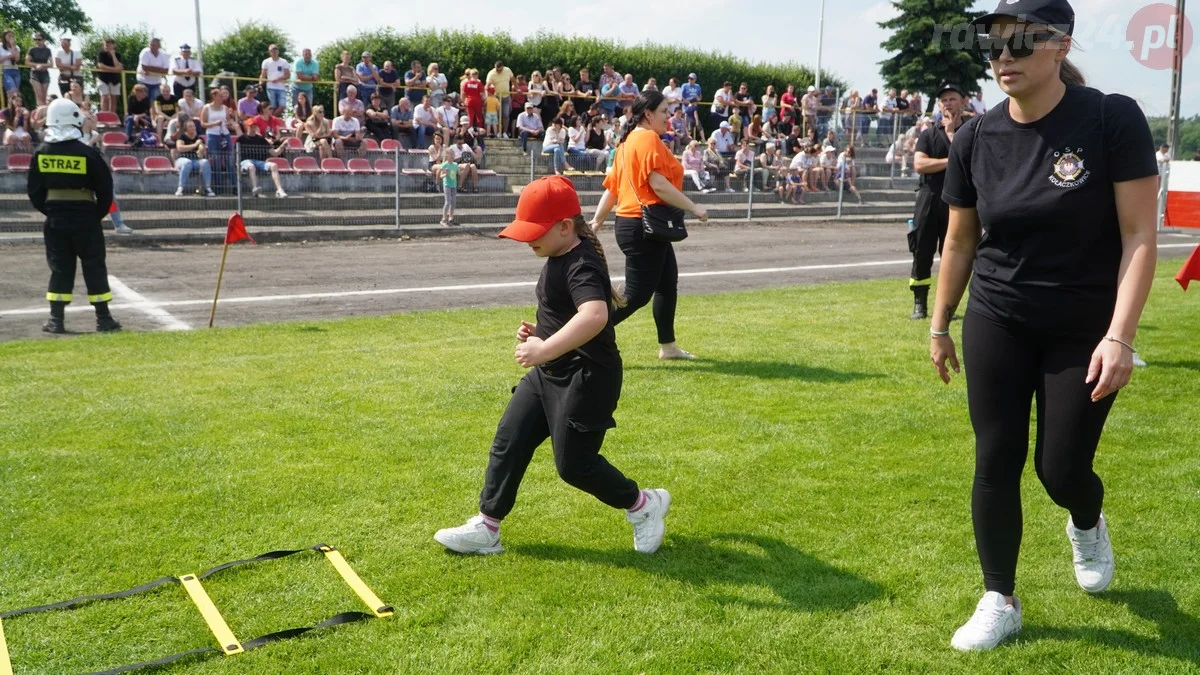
435, 176, 670, 555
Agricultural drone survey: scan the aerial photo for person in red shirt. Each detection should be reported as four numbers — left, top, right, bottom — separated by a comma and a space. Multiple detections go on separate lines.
246, 101, 286, 139
779, 84, 797, 124
460, 68, 484, 130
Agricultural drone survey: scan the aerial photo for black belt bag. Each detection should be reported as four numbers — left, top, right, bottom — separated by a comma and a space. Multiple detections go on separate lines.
622, 146, 688, 243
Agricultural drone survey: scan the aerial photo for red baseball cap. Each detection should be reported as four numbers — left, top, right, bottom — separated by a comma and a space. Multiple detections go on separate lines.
498, 176, 582, 242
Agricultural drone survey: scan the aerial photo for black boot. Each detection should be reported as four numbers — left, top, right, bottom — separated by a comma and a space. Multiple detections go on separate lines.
94, 302, 122, 332
42, 300, 66, 334
910, 287, 929, 320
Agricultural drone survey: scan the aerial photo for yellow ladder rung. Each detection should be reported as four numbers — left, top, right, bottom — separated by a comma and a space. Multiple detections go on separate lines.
178, 574, 244, 655
319, 547, 393, 618
0, 616, 13, 675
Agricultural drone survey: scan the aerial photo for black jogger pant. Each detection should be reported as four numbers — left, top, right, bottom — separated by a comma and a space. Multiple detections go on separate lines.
963, 311, 1115, 596
479, 364, 640, 520
44, 220, 112, 304
612, 216, 678, 344
908, 186, 948, 289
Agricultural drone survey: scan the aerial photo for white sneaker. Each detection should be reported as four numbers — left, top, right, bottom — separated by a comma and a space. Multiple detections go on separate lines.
252, 186, 263, 197
434, 515, 503, 555
626, 489, 670, 554
1067, 513, 1114, 593
275, 189, 288, 198
204, 188, 216, 197
174, 187, 184, 196
951, 592, 1022, 651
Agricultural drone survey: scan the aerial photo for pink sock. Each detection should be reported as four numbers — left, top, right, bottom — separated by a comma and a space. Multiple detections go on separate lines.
479, 514, 501, 532
628, 490, 648, 513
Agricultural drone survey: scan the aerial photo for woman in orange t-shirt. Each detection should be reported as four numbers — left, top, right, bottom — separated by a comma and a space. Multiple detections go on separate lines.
590, 91, 708, 360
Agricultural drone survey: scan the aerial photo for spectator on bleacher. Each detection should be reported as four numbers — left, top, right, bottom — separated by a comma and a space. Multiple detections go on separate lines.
558, 72, 576, 105
516, 101, 543, 153
759, 142, 786, 193
842, 90, 863, 145
702, 137, 731, 192
420, 62, 444, 107
259, 44, 290, 114
247, 101, 287, 139
152, 86, 179, 140
618, 74, 639, 107
509, 74, 528, 136
178, 88, 202, 119
779, 83, 796, 124
404, 60, 426, 105
237, 121, 288, 198
710, 120, 735, 154
817, 85, 837, 135
434, 96, 459, 145
617, 105, 633, 130
728, 104, 743, 139
355, 51, 379, 101
292, 48, 319, 107
908, 91, 922, 118
732, 138, 755, 191
574, 68, 595, 109
170, 44, 201, 100
734, 82, 756, 121
586, 114, 608, 154
303, 105, 333, 159
123, 84, 153, 140
783, 124, 803, 156
884, 127, 907, 178
541, 117, 572, 175
836, 146, 862, 203
25, 34, 51, 105
165, 111, 197, 153
542, 70, 564, 125
237, 86, 260, 122
54, 36, 82, 92
744, 114, 763, 146
760, 85, 777, 126
861, 88, 879, 140
642, 77, 658, 93
1, 92, 32, 151
200, 87, 234, 183
378, 60, 399, 108
895, 89, 912, 133
413, 95, 437, 148
389, 97, 413, 143
669, 108, 688, 153
564, 115, 600, 171
174, 122, 214, 196
135, 37, 169, 102
332, 105, 362, 157
598, 74, 619, 120
293, 91, 312, 123
800, 85, 818, 137
460, 68, 484, 130
66, 80, 86, 106
879, 88, 898, 139
970, 91, 986, 116
681, 140, 712, 192
451, 133, 479, 192
338, 85, 365, 123
364, 92, 393, 141
334, 51, 358, 102
485, 61, 514, 137
91, 38, 122, 114
819, 144, 837, 190
427, 132, 445, 170
526, 70, 546, 114
681, 73, 701, 108
483, 85, 501, 138
711, 81, 733, 129
557, 99, 578, 128
0, 30, 19, 95
660, 77, 682, 114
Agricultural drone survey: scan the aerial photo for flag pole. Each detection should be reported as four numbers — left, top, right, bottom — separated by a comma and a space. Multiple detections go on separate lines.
208, 240, 231, 328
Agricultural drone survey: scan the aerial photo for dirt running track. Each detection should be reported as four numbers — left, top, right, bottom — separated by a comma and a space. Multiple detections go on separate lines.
1, 222, 1196, 342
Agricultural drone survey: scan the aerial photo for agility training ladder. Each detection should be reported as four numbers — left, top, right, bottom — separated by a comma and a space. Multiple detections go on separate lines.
0, 543, 392, 674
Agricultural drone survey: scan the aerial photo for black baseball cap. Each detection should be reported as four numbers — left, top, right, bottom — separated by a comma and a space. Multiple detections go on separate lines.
936, 83, 967, 98
976, 0, 1075, 36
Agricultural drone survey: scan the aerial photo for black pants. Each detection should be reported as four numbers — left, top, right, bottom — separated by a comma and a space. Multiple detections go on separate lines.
612, 216, 679, 344
44, 220, 111, 304
963, 311, 1114, 596
908, 186, 948, 289
479, 364, 639, 520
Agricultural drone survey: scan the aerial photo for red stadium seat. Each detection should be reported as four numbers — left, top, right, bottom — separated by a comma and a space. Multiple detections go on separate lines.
284, 136, 303, 151
373, 158, 396, 174
362, 138, 380, 152
380, 138, 401, 152
102, 131, 129, 148
266, 157, 292, 173
401, 168, 429, 176
321, 158, 349, 174
95, 111, 121, 127
110, 155, 141, 172
6, 153, 31, 171
142, 156, 175, 173
346, 158, 372, 174
292, 156, 321, 174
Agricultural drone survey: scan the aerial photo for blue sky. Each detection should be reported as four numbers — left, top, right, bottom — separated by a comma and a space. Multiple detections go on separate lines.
78, 0, 1196, 116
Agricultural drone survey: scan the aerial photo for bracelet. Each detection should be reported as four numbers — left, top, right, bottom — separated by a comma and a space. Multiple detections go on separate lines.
1105, 335, 1135, 352
930, 329, 950, 337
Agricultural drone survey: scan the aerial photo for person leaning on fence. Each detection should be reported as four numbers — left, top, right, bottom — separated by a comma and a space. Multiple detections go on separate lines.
92, 38, 122, 115
54, 36, 82, 92
174, 121, 214, 197
171, 44, 201, 101
590, 90, 708, 360
334, 51, 358, 103
25, 33, 51, 106
292, 48, 319, 107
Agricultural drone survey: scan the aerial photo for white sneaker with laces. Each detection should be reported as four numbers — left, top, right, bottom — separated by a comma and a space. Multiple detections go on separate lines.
275, 189, 288, 198
626, 489, 670, 553
434, 515, 503, 555
1067, 513, 1114, 593
951, 592, 1022, 651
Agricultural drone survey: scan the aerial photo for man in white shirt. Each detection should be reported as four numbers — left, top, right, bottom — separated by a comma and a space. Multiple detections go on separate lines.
331, 107, 362, 158
171, 44, 202, 99
259, 44, 290, 115
970, 91, 987, 116
53, 36, 82, 92
516, 102, 544, 153
413, 96, 438, 149
710, 121, 735, 154
137, 37, 170, 101
1156, 144, 1171, 174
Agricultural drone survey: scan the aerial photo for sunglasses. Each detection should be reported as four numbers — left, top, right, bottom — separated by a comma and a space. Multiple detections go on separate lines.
974, 31, 1061, 62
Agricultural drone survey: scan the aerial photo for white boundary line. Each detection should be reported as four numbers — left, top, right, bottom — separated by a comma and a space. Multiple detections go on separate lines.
106, 275, 191, 331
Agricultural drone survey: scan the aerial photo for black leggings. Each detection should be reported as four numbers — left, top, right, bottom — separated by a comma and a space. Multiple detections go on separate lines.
963, 311, 1115, 596
612, 216, 679, 344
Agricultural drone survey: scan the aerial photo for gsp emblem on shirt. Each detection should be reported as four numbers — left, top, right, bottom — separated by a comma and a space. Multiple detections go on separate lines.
1050, 147, 1090, 188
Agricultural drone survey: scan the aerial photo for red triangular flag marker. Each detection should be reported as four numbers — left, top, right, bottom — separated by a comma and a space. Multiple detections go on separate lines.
1177, 244, 1200, 291
225, 213, 255, 245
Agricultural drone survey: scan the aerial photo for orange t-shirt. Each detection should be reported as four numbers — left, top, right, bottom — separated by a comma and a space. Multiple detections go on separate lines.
603, 128, 684, 218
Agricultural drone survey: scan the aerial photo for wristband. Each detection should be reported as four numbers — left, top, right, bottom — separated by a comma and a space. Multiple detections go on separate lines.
930, 329, 950, 337
1105, 335, 1135, 352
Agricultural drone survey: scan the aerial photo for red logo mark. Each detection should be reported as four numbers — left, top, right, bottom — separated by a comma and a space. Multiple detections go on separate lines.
1127, 3, 1193, 70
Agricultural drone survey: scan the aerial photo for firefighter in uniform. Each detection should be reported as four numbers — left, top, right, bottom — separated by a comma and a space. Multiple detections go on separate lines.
27, 98, 122, 333
907, 83, 966, 319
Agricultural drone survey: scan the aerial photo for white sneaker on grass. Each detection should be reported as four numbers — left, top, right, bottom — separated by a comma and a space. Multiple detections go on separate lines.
951, 591, 1022, 651
434, 515, 503, 555
1067, 513, 1114, 593
627, 489, 670, 554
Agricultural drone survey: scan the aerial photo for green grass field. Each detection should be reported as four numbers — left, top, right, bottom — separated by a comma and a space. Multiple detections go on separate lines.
1, 262, 1198, 674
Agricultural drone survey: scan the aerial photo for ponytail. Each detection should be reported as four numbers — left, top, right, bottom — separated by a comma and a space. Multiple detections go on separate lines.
1060, 58, 1086, 87
618, 90, 666, 146
572, 215, 627, 309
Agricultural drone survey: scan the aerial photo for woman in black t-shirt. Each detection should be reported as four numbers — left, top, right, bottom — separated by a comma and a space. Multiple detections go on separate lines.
25, 34, 52, 106
930, 0, 1159, 652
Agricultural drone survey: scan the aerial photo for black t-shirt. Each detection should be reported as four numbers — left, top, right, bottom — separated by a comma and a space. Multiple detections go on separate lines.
28, 45, 50, 65
156, 93, 178, 118
786, 134, 803, 156
734, 92, 753, 111
915, 121, 958, 195
96, 51, 120, 85
576, 80, 595, 97
586, 126, 606, 151
943, 86, 1157, 337
128, 95, 151, 116
177, 132, 199, 159
775, 119, 793, 136
236, 133, 271, 161
535, 238, 620, 372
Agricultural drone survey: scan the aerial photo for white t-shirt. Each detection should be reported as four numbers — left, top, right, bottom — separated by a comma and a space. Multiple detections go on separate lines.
413, 105, 436, 127
261, 57, 290, 90
568, 126, 587, 151
735, 148, 755, 168
0, 45, 18, 67
970, 98, 987, 115
661, 85, 682, 112
179, 97, 204, 118
137, 48, 170, 85
1156, 150, 1170, 173
331, 116, 360, 136
434, 106, 458, 128
55, 48, 82, 75
171, 55, 202, 87
713, 89, 732, 116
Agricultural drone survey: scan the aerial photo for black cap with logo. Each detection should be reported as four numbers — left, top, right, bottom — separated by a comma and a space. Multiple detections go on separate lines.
976, 0, 1075, 36
936, 83, 967, 98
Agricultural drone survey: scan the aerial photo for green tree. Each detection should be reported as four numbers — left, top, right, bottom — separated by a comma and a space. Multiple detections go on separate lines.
0, 0, 89, 37
878, 0, 988, 112
1148, 115, 1200, 159
79, 24, 154, 107
202, 21, 292, 93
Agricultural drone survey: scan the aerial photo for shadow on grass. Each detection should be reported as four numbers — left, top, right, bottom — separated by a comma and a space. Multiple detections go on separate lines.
625, 359, 883, 382
513, 533, 882, 613
1023, 589, 1200, 668
1147, 359, 1200, 372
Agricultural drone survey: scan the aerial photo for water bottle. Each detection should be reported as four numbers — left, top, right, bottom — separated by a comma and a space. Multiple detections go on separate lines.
907, 218, 915, 233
